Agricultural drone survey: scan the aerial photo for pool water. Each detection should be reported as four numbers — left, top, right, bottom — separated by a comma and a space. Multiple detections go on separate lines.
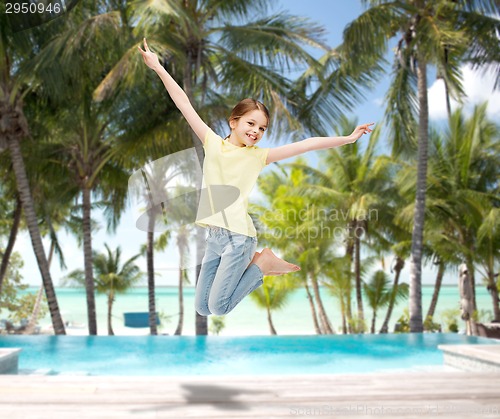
0, 334, 493, 376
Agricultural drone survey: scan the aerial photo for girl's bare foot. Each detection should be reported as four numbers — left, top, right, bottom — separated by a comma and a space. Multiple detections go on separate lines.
253, 248, 300, 276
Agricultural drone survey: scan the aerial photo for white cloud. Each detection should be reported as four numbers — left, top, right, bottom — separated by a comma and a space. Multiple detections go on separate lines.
373, 97, 384, 107
428, 64, 500, 121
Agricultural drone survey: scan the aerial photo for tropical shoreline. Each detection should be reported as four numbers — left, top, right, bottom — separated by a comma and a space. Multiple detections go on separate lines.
9, 285, 493, 336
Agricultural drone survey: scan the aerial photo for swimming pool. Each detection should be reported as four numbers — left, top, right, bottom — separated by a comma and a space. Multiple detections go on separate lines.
0, 334, 493, 376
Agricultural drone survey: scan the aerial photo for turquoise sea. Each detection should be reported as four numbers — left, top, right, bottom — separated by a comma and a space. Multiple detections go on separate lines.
15, 285, 494, 336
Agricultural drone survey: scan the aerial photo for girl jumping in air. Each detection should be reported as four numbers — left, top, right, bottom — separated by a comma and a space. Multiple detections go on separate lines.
138, 38, 373, 316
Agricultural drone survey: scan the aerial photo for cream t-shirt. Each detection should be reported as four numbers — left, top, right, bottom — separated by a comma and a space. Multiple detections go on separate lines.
195, 128, 270, 237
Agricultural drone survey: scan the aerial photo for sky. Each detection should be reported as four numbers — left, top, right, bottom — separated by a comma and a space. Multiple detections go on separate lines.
11, 0, 500, 288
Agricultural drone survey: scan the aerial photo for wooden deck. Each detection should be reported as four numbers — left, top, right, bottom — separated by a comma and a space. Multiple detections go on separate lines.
1, 371, 500, 418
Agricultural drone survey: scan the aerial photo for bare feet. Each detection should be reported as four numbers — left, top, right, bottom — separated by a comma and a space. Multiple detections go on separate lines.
253, 248, 300, 276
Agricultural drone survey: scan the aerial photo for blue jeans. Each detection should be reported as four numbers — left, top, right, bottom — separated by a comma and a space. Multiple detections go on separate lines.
195, 226, 263, 316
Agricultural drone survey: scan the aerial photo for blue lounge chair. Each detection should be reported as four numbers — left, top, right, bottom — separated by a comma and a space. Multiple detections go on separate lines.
123, 312, 160, 328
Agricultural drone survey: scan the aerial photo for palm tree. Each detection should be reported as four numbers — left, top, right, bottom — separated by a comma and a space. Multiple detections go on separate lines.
476, 208, 500, 321
284, 120, 392, 332
44, 98, 130, 336
95, 245, 144, 335
377, 170, 413, 334
174, 225, 191, 335
395, 104, 499, 328
65, 244, 143, 335
379, 255, 407, 333
297, 246, 336, 334
26, 1, 152, 334
148, 225, 189, 336
146, 227, 160, 335
254, 161, 334, 334
133, 152, 199, 335
422, 220, 461, 322
321, 121, 391, 333
340, 0, 500, 332
425, 104, 500, 321
23, 204, 70, 334
256, 169, 337, 334
249, 275, 298, 335
0, 10, 68, 335
364, 270, 409, 333
323, 256, 352, 334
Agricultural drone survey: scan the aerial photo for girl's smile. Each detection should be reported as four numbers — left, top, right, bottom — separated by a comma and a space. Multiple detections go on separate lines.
228, 109, 268, 147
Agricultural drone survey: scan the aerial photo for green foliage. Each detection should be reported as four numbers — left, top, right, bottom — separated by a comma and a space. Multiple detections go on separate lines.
476, 309, 494, 323
0, 252, 27, 313
63, 244, 143, 294
395, 309, 410, 333
157, 310, 173, 333
440, 308, 461, 333
0, 252, 48, 328
250, 275, 297, 312
347, 316, 367, 334
363, 270, 392, 311
209, 316, 226, 336
423, 316, 441, 333
471, 309, 495, 323
9, 292, 48, 324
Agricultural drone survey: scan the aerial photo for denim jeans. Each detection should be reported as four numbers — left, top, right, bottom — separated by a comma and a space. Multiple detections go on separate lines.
195, 226, 263, 316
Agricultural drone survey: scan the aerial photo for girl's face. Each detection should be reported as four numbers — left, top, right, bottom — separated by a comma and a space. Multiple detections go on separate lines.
228, 109, 268, 147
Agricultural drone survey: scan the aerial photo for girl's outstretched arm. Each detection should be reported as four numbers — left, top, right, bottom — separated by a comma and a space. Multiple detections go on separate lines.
266, 123, 374, 164
138, 38, 209, 144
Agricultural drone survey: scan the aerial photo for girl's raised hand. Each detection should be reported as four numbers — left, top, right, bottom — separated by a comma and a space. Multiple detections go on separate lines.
137, 38, 161, 70
348, 123, 374, 143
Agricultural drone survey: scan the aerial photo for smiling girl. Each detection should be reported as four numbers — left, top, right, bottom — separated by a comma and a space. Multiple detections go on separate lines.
138, 38, 373, 316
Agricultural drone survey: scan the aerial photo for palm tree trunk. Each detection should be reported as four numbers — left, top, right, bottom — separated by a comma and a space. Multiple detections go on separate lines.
266, 306, 277, 335
466, 245, 478, 312
147, 228, 158, 335
465, 255, 478, 335
340, 295, 347, 334
379, 256, 405, 334
486, 270, 500, 322
310, 273, 334, 334
195, 226, 208, 335
304, 281, 322, 334
354, 232, 365, 332
409, 57, 429, 333
175, 230, 188, 335
174, 250, 185, 336
426, 260, 445, 321
107, 292, 114, 335
0, 195, 22, 297
7, 136, 66, 335
82, 184, 97, 335
174, 270, 184, 335
371, 311, 376, 334
345, 230, 355, 333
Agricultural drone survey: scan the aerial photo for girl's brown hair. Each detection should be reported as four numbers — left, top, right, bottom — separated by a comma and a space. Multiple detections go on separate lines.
228, 98, 270, 128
